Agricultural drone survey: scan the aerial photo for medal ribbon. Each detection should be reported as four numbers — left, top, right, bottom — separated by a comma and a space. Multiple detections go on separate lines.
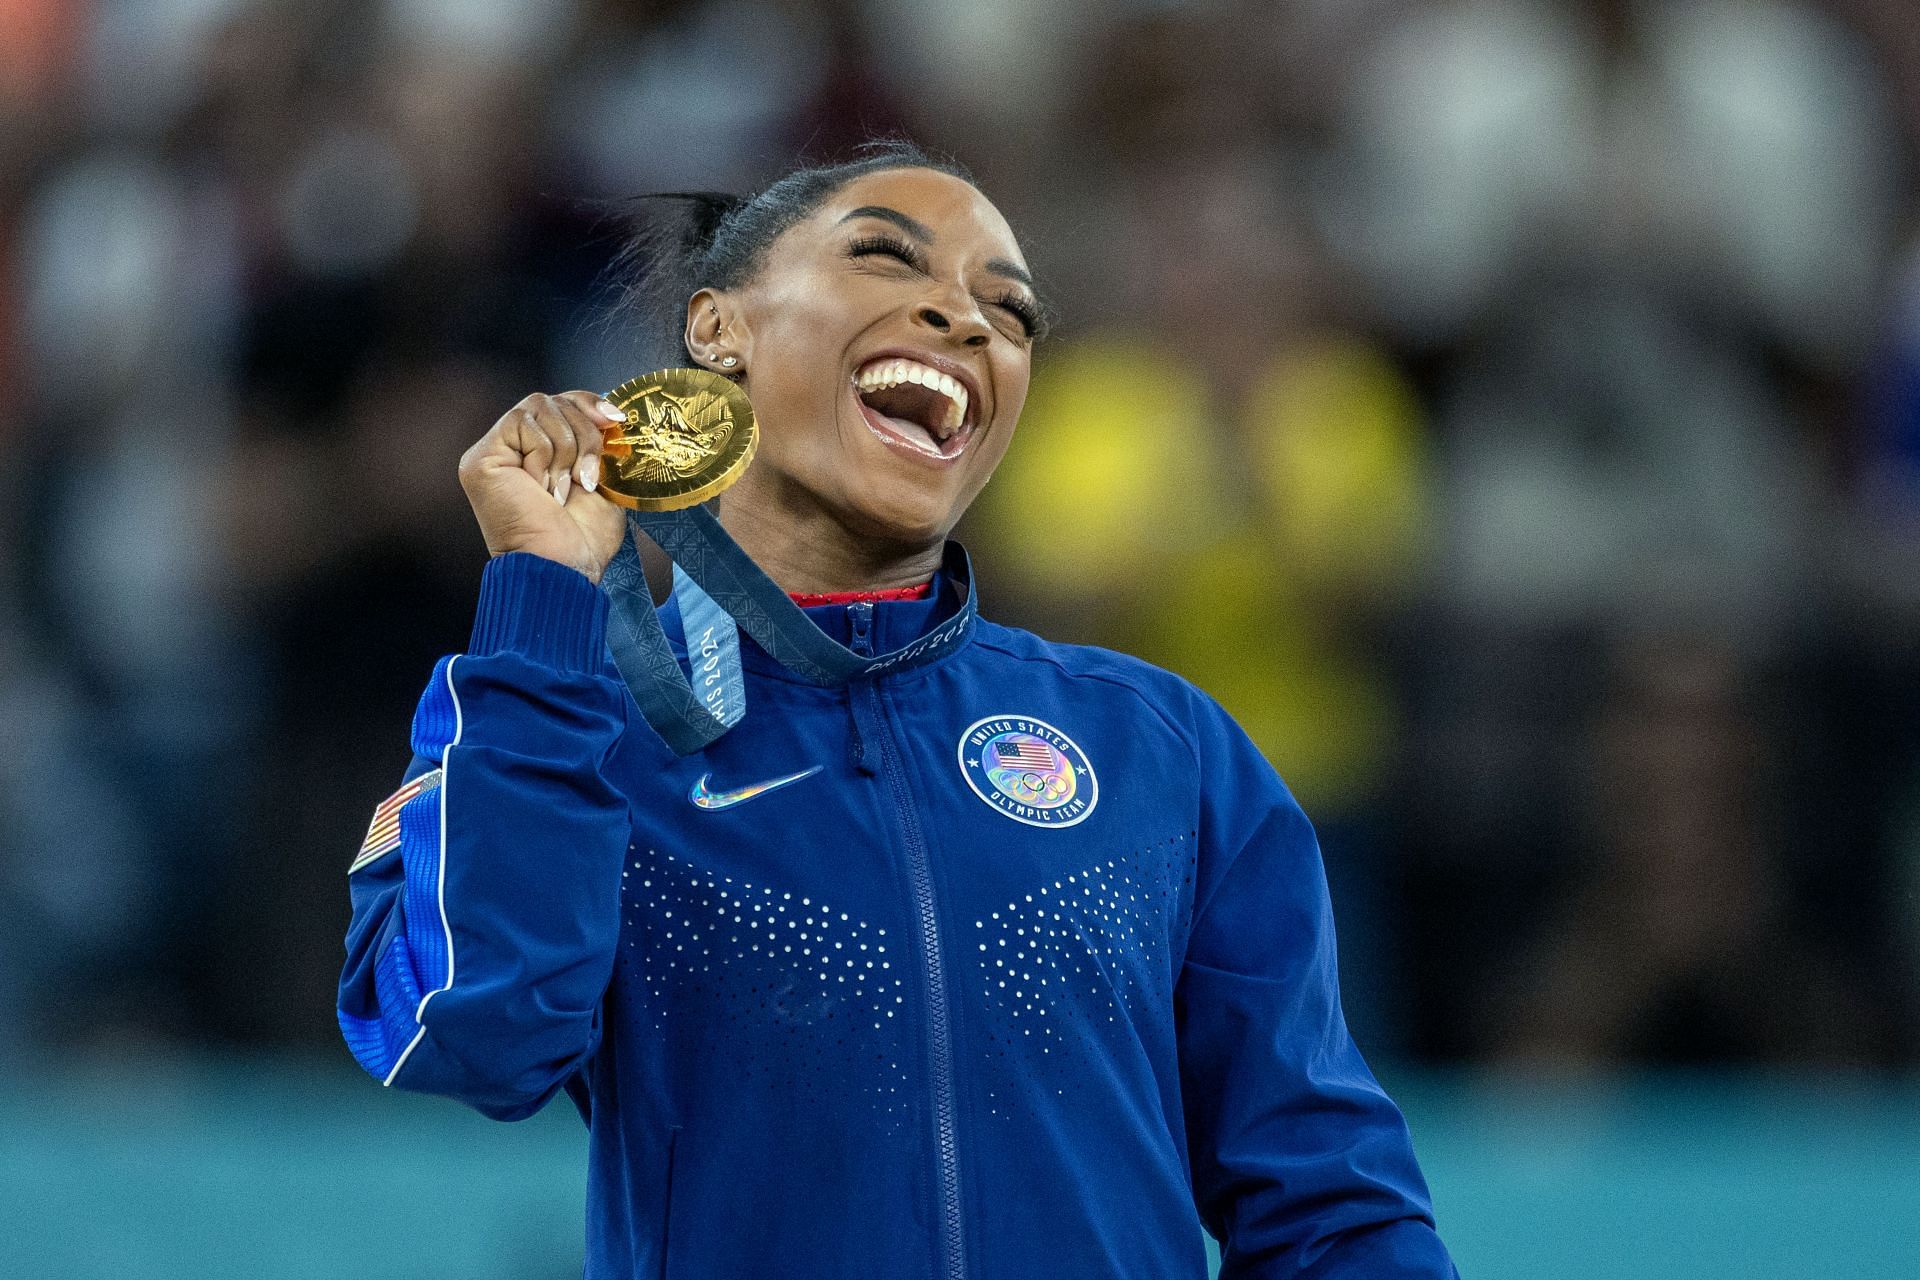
667, 562, 747, 731
601, 506, 978, 754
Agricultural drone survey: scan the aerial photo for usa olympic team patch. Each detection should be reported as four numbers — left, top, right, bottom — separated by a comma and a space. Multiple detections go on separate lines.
957, 716, 1097, 828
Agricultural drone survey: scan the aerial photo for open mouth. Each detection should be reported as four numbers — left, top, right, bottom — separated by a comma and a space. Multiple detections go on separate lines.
851, 355, 977, 463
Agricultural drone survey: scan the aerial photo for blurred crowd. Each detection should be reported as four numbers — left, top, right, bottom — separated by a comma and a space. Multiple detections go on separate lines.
3, 0, 1919, 1074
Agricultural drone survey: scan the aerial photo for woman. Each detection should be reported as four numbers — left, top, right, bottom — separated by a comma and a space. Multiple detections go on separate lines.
338, 142, 1456, 1279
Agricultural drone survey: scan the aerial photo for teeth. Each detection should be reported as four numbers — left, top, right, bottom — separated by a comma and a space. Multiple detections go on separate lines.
939, 375, 965, 433
855, 357, 970, 438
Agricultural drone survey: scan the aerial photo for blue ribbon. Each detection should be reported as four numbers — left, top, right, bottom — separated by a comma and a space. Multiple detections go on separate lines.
668, 564, 746, 732
601, 506, 977, 755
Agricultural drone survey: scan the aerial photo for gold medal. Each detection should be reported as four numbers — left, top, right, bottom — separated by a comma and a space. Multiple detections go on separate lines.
597, 368, 758, 511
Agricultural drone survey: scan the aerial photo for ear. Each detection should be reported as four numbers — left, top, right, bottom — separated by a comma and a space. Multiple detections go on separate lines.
685, 288, 751, 375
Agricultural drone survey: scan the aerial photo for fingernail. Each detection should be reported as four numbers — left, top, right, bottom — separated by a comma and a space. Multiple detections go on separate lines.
554, 472, 571, 506
579, 454, 600, 492
598, 399, 625, 422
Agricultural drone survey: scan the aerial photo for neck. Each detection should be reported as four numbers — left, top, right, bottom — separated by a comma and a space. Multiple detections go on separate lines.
715, 473, 942, 596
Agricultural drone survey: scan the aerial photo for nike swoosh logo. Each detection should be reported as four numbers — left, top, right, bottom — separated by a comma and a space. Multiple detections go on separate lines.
688, 765, 824, 811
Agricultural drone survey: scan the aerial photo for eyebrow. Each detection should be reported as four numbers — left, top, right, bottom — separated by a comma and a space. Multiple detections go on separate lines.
839, 205, 935, 243
985, 257, 1034, 290
838, 205, 1037, 293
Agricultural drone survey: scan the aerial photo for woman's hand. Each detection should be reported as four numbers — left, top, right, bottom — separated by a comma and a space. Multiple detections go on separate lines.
459, 391, 629, 584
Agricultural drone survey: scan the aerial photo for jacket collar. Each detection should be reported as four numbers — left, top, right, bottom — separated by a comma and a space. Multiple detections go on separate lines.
658, 540, 979, 685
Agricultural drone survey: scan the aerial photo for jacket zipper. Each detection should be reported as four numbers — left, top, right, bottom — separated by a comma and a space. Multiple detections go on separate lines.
659, 1125, 680, 1280
848, 604, 966, 1280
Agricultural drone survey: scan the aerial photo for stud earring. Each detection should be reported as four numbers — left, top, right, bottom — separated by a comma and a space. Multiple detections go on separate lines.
721, 355, 738, 367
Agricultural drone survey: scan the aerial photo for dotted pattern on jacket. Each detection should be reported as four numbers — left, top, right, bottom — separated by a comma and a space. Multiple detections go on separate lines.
621, 849, 912, 1124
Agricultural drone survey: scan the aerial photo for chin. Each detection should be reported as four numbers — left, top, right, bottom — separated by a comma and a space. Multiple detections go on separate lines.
837, 482, 962, 550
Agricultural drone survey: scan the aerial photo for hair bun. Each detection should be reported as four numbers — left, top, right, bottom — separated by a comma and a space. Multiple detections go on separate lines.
652, 191, 748, 252
609, 142, 974, 368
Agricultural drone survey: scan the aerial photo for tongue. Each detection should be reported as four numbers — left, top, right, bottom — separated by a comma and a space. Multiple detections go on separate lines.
860, 381, 949, 451
881, 412, 943, 452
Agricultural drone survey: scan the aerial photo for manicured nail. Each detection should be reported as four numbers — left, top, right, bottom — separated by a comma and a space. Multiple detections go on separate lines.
554, 471, 571, 506
597, 399, 625, 422
579, 453, 600, 492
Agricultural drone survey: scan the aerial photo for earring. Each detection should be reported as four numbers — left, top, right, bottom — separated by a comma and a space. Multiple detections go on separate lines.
721, 355, 738, 367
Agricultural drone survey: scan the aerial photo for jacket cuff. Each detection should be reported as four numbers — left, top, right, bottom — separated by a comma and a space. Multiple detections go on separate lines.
469, 553, 609, 674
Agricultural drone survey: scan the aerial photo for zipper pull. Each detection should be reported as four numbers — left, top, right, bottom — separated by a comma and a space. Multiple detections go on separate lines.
847, 686, 880, 776
845, 604, 880, 775
847, 601, 875, 657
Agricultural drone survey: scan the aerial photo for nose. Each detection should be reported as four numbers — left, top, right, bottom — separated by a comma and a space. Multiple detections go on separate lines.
914, 299, 991, 348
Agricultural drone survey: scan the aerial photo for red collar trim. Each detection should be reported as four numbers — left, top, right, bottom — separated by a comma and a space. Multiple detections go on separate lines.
788, 582, 934, 607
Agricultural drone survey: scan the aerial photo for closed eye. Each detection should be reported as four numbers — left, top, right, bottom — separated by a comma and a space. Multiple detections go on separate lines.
846, 234, 928, 273
849, 233, 1047, 340
988, 290, 1041, 340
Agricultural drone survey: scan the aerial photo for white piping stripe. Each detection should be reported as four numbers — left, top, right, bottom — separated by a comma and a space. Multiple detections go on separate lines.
383, 1013, 427, 1087
383, 655, 465, 1087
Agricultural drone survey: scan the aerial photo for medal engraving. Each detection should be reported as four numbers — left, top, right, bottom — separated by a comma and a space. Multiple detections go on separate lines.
599, 368, 757, 511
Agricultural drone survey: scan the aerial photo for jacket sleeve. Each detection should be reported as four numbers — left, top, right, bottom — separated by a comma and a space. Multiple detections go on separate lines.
337, 552, 632, 1121
1175, 690, 1456, 1278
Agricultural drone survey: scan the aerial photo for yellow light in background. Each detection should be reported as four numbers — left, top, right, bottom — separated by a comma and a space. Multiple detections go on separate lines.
977, 329, 1430, 809
1133, 535, 1396, 812
977, 338, 1215, 595
1248, 335, 1429, 594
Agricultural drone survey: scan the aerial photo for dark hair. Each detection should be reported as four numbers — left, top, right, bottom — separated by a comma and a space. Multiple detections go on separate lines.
615, 140, 1012, 368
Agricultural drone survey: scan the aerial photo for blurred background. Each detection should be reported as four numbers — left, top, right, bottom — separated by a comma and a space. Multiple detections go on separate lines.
3, 0, 1919, 1276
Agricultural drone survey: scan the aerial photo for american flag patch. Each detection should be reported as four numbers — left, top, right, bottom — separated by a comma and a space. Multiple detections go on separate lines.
349, 769, 441, 874
992, 739, 1058, 770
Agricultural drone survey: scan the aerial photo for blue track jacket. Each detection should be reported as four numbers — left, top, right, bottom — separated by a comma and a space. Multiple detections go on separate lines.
339, 551, 1456, 1279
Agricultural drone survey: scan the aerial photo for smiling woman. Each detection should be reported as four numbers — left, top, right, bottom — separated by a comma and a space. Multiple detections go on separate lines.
613, 149, 1043, 586
336, 140, 1459, 1280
